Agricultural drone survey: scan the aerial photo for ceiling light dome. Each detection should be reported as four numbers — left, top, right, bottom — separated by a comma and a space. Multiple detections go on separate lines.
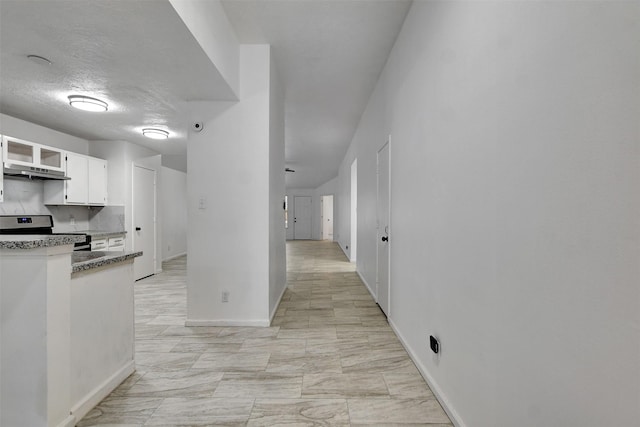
68, 95, 108, 112
142, 128, 169, 139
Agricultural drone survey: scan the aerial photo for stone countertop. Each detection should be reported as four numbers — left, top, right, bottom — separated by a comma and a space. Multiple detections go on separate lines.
76, 230, 127, 239
0, 234, 85, 250
71, 250, 143, 273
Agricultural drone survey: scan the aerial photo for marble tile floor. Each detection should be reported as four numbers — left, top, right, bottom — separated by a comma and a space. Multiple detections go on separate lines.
79, 241, 452, 426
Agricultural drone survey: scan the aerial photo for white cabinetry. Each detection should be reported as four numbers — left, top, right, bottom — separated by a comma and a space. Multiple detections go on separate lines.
88, 157, 107, 205
44, 153, 107, 206
91, 234, 125, 252
65, 152, 89, 204
0, 136, 4, 202
107, 235, 125, 251
1, 135, 64, 171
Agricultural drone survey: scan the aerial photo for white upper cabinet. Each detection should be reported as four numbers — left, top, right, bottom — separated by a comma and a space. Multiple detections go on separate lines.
88, 157, 108, 205
64, 152, 89, 204
44, 152, 108, 206
2, 135, 64, 172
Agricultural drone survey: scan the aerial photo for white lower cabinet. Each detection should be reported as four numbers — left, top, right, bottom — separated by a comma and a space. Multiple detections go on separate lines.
107, 235, 125, 251
90, 238, 108, 251
91, 235, 125, 252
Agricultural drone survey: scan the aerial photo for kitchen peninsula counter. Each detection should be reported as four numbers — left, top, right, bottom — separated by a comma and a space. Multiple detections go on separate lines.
1, 236, 141, 427
0, 233, 84, 249
72, 250, 142, 273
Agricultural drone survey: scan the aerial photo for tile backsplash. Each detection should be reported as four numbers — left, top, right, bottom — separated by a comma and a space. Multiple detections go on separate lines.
1, 176, 124, 232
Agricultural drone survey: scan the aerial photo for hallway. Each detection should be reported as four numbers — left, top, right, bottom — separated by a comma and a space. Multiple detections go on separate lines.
79, 241, 452, 426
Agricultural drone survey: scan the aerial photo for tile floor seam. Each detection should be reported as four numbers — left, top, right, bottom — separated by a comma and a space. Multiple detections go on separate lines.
77, 243, 452, 426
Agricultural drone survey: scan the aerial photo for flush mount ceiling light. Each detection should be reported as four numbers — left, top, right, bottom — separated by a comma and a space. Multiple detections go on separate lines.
142, 128, 169, 139
68, 95, 108, 112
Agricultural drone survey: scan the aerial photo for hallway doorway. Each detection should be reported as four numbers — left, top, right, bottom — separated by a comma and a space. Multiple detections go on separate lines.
321, 194, 334, 241
293, 196, 312, 239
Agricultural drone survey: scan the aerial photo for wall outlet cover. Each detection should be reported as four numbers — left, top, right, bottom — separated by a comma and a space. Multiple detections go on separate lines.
430, 335, 439, 354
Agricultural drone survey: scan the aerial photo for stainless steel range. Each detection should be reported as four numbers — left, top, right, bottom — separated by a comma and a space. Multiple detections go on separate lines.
0, 214, 91, 250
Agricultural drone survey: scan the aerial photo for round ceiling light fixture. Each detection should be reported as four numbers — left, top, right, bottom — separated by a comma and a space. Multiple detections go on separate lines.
142, 128, 169, 139
68, 95, 108, 112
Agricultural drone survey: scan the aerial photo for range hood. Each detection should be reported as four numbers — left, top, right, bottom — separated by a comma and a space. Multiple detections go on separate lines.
3, 162, 70, 180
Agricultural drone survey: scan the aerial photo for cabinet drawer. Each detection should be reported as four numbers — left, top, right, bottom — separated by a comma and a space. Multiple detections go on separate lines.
108, 236, 125, 249
90, 238, 108, 251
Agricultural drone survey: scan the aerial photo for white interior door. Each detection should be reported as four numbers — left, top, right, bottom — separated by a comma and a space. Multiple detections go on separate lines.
377, 141, 390, 316
322, 195, 334, 241
294, 196, 312, 239
133, 165, 156, 280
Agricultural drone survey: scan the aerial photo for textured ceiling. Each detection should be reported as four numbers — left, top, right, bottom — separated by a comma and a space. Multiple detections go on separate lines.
0, 0, 233, 165
222, 0, 412, 188
0, 0, 411, 183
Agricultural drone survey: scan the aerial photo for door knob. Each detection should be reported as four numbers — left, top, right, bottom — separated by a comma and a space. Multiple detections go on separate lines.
136, 227, 141, 231
381, 236, 388, 242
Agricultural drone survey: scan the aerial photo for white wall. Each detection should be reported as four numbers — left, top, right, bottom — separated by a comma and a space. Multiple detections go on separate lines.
168, 0, 239, 98
268, 54, 286, 320
160, 166, 187, 261
337, 2, 640, 426
187, 45, 280, 326
0, 114, 89, 155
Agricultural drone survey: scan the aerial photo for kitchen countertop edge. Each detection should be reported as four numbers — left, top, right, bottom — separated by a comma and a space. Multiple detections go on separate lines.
79, 230, 127, 239
72, 251, 143, 273
0, 234, 85, 250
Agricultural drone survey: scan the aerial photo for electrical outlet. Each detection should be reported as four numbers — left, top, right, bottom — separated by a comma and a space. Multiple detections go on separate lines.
221, 291, 229, 303
198, 197, 206, 210
70, 217, 75, 226
430, 335, 440, 354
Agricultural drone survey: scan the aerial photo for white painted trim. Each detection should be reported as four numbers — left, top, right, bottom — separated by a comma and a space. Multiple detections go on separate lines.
132, 163, 158, 279
162, 251, 187, 262
357, 269, 376, 300
185, 319, 271, 327
388, 319, 464, 427
56, 414, 77, 427
71, 360, 135, 423
339, 242, 350, 260
270, 282, 288, 324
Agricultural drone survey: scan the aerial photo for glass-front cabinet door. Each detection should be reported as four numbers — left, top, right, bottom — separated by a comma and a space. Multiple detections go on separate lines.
1, 135, 64, 171
3, 136, 34, 166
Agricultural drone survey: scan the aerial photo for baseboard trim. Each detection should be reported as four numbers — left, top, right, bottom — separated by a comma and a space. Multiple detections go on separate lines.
388, 319, 464, 427
162, 252, 187, 262
56, 414, 76, 427
339, 243, 349, 259
357, 269, 376, 300
270, 283, 288, 324
71, 360, 135, 423
185, 319, 271, 327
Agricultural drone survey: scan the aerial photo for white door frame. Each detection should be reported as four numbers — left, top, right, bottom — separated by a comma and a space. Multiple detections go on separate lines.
132, 163, 157, 278
350, 159, 358, 261
321, 194, 334, 241
376, 137, 391, 317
